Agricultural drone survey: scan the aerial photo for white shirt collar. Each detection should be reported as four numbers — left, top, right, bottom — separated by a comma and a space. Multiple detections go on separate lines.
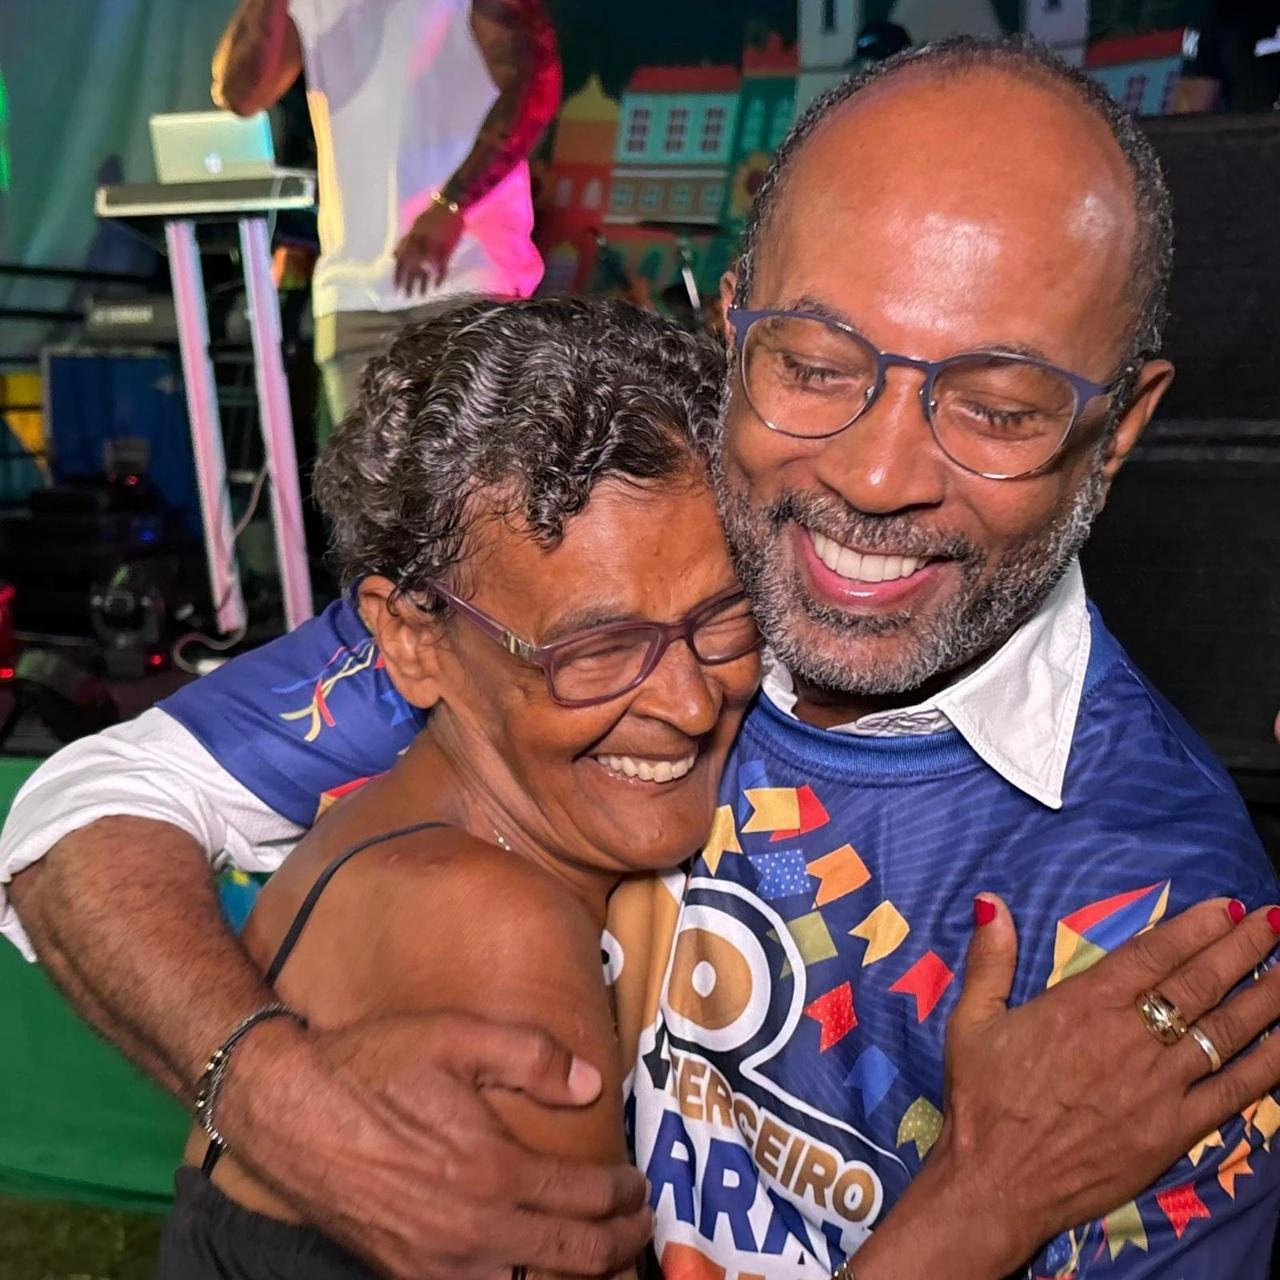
760, 560, 1091, 810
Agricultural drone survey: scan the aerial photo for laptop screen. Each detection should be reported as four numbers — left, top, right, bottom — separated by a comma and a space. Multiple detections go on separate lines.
149, 111, 276, 184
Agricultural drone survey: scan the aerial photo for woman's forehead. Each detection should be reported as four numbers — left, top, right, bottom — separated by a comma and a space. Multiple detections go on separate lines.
467, 477, 733, 632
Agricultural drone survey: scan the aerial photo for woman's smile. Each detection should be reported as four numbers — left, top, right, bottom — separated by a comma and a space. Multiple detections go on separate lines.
587, 748, 700, 785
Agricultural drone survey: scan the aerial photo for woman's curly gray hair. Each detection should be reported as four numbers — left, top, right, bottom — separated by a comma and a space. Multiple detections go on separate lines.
313, 296, 727, 603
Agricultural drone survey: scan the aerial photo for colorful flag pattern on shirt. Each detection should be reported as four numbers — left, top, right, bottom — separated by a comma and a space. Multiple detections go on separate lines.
631, 613, 1280, 1279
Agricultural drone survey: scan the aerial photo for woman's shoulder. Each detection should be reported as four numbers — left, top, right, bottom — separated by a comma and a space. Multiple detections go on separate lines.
326, 821, 606, 1009
357, 822, 587, 919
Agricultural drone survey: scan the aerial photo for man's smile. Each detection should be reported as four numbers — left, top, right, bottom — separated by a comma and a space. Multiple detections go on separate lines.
795, 525, 948, 609
809, 530, 932, 583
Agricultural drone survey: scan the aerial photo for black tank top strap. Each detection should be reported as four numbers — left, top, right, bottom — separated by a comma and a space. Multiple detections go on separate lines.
201, 820, 447, 1176
264, 821, 446, 985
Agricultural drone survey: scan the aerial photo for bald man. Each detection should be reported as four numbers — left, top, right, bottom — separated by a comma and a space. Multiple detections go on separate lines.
4, 35, 1279, 1280
631, 38, 1279, 1278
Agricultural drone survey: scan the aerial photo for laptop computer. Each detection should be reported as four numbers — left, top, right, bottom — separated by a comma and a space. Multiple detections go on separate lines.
149, 110, 277, 184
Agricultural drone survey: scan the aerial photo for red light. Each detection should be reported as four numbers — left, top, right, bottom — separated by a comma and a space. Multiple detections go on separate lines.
147, 652, 165, 669
125, 475, 140, 486
0, 667, 14, 681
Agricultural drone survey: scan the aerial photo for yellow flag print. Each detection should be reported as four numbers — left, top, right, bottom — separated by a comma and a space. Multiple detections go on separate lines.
849, 900, 910, 966
1105, 1201, 1149, 1259
700, 805, 741, 874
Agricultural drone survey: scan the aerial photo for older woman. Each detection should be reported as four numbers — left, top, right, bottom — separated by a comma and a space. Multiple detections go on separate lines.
156, 298, 1278, 1279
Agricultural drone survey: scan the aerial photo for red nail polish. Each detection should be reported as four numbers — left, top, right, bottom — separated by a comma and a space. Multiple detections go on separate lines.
974, 897, 997, 927
1268, 907, 1280, 936
1228, 899, 1248, 925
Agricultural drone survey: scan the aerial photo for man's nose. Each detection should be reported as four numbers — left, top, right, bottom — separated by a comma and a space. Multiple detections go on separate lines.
631, 639, 721, 739
811, 370, 948, 515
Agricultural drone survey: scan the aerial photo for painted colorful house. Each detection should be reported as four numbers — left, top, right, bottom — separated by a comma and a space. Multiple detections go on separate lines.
531, 0, 1208, 306
1086, 28, 1186, 116
721, 33, 799, 243
607, 65, 741, 228
537, 73, 620, 292
594, 64, 744, 302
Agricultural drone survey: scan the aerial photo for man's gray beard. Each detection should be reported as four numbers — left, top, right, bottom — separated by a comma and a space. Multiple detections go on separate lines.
714, 464, 1106, 698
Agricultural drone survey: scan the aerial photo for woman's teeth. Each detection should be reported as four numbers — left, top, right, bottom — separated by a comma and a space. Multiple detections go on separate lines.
810, 530, 926, 583
594, 752, 696, 783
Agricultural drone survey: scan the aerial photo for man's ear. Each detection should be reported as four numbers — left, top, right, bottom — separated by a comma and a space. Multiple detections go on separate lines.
719, 270, 738, 347
1095, 358, 1175, 509
357, 576, 445, 710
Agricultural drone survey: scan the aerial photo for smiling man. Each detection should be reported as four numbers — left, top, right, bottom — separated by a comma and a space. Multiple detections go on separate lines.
2, 34, 1279, 1280
621, 39, 1279, 1278
716, 46, 1164, 767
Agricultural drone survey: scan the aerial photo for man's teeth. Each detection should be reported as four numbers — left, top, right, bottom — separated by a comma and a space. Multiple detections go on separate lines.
594, 753, 696, 783
810, 531, 925, 583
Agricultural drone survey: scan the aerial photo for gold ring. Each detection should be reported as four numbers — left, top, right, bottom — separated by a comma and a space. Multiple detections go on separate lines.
1188, 1025, 1223, 1072
1136, 988, 1189, 1046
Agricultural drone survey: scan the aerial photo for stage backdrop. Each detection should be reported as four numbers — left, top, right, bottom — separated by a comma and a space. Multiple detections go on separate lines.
0, 0, 1229, 359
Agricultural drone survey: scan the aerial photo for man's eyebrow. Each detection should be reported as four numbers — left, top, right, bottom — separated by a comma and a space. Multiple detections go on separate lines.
779, 294, 860, 329
776, 295, 1059, 365
962, 339, 1060, 364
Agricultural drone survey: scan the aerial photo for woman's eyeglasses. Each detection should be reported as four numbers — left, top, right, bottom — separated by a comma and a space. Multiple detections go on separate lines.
417, 584, 763, 708
728, 307, 1135, 481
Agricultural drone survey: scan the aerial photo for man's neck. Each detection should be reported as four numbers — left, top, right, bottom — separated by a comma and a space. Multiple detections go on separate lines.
784, 571, 1081, 730
790, 647, 993, 729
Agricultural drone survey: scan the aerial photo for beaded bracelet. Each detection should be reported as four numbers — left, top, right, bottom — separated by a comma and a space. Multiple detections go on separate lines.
193, 1003, 309, 1153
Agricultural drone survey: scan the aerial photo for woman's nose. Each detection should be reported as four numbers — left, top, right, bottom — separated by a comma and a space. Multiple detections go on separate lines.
631, 639, 721, 737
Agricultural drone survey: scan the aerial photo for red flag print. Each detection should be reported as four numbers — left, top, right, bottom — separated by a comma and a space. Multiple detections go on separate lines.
889, 951, 954, 1023
804, 981, 857, 1051
1155, 1183, 1211, 1239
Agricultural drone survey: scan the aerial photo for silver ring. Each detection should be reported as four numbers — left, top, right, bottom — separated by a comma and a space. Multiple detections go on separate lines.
1189, 1025, 1223, 1073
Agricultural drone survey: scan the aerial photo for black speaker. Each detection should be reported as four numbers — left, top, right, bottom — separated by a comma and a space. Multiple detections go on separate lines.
1082, 114, 1280, 813
1082, 422, 1280, 790
1140, 113, 1280, 423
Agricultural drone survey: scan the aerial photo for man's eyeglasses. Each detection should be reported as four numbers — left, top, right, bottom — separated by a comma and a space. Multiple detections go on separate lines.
728, 307, 1135, 481
420, 584, 763, 708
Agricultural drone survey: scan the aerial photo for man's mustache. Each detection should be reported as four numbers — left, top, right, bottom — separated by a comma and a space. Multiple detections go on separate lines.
761, 490, 985, 566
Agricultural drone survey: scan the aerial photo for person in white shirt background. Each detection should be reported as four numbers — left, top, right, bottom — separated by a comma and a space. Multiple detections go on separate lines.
212, 0, 560, 423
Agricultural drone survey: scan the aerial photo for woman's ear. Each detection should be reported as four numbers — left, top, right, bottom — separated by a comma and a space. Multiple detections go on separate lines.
357, 576, 445, 710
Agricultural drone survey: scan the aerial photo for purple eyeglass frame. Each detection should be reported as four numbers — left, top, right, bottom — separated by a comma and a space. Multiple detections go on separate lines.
422, 582, 763, 708
728, 306, 1132, 481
